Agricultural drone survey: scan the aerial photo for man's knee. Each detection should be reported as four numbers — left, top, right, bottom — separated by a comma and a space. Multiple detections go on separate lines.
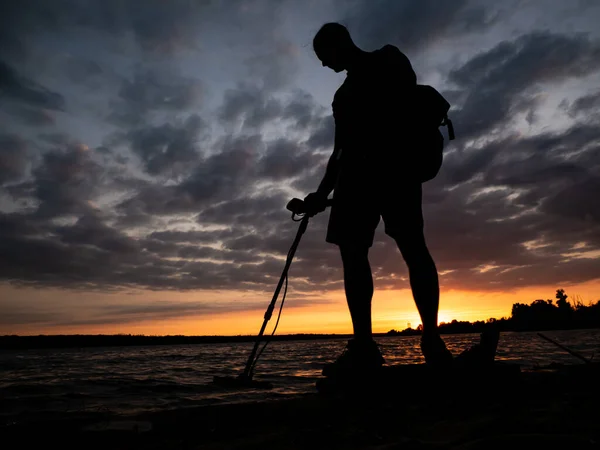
339, 243, 370, 266
394, 232, 430, 262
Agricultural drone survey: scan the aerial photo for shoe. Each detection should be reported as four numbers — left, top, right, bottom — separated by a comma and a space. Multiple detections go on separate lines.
420, 334, 453, 368
322, 338, 386, 378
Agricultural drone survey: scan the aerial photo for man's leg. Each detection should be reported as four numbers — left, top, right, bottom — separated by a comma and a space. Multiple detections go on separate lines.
393, 231, 439, 337
339, 244, 373, 341
381, 180, 452, 365
323, 186, 384, 375
321, 242, 384, 376
393, 231, 452, 364
393, 231, 452, 365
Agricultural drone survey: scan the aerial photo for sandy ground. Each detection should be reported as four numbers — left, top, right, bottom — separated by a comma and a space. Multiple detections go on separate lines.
3, 364, 599, 450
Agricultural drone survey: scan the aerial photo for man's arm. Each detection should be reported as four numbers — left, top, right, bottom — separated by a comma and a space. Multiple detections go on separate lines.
302, 126, 341, 216
316, 127, 342, 198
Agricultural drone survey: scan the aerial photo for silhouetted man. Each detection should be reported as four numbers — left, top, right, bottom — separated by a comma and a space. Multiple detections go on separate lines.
304, 23, 453, 375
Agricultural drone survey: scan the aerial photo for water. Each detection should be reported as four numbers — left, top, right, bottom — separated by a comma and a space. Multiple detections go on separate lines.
1, 330, 598, 419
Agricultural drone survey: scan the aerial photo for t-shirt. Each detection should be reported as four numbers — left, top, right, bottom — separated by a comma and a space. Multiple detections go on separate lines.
332, 45, 417, 169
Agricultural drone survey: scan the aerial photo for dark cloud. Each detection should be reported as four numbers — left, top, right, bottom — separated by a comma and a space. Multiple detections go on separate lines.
0, 0, 289, 58
9, 105, 55, 127
0, 1, 193, 55
219, 86, 326, 133
125, 114, 206, 176
282, 90, 327, 131
5, 137, 120, 224
244, 40, 300, 90
56, 215, 139, 254
115, 126, 327, 224
198, 193, 290, 228
0, 60, 65, 111
568, 90, 600, 117
172, 133, 263, 204
258, 138, 321, 180
37, 132, 70, 146
0, 212, 42, 238
109, 69, 204, 127
30, 144, 103, 219
219, 84, 283, 129
0, 134, 29, 184
0, 210, 337, 292
341, 0, 500, 51
64, 57, 103, 84
116, 133, 268, 218
448, 31, 600, 140
148, 229, 235, 244
439, 122, 600, 188
542, 177, 600, 223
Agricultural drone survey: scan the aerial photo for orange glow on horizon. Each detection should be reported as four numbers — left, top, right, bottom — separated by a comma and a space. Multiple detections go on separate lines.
2, 279, 599, 336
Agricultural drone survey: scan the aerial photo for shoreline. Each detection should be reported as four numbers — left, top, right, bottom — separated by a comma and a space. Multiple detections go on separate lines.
2, 327, 599, 350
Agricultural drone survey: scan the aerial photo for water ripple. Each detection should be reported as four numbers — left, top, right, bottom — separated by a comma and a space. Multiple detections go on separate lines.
1, 330, 598, 417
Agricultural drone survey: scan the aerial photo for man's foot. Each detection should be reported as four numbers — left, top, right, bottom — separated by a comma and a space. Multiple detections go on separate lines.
322, 338, 386, 378
420, 334, 453, 368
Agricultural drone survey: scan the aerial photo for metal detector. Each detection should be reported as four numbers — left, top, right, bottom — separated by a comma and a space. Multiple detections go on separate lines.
212, 197, 331, 389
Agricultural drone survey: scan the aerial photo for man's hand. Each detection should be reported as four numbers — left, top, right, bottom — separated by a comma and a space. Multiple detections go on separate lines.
303, 192, 328, 217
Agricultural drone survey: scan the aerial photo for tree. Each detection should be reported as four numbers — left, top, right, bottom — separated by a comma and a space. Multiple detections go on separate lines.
556, 289, 571, 310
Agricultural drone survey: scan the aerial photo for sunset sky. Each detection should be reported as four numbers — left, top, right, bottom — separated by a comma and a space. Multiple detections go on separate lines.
1, 0, 600, 336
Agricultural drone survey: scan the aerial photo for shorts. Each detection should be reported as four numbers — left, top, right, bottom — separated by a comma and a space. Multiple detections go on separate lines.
325, 172, 424, 248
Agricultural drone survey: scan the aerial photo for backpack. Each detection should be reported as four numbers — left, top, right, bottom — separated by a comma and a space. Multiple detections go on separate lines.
412, 85, 455, 182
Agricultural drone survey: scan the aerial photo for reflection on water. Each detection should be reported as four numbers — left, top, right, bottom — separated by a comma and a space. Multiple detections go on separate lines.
1, 329, 598, 417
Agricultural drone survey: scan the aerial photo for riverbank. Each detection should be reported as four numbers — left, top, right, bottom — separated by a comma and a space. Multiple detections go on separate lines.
3, 363, 599, 449
3, 326, 600, 350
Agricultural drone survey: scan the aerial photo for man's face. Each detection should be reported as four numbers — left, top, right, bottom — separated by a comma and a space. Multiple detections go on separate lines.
317, 48, 345, 73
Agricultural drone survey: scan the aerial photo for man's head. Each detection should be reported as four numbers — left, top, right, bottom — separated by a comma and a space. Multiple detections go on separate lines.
313, 23, 355, 73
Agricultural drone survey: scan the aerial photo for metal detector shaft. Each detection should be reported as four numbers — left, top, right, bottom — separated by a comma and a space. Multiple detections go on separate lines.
537, 332, 591, 364
241, 215, 310, 379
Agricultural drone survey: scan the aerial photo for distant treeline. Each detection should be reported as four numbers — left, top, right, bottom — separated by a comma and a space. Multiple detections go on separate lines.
0, 333, 354, 350
2, 290, 599, 350
387, 289, 600, 336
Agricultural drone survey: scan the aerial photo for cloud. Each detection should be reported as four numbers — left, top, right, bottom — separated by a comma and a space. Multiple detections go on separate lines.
568, 90, 600, 117
244, 40, 300, 90
219, 86, 327, 133
0, 0, 292, 58
124, 114, 206, 177
2, 0, 600, 334
283, 90, 328, 130
64, 57, 103, 84
341, 0, 500, 51
109, 68, 204, 127
29, 143, 104, 219
0, 310, 63, 326
1, 294, 335, 327
0, 134, 29, 185
219, 84, 283, 129
9, 105, 55, 127
448, 31, 600, 140
258, 138, 321, 180
0, 60, 65, 111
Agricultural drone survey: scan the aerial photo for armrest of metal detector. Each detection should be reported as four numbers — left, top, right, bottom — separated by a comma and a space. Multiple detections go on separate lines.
286, 197, 333, 215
